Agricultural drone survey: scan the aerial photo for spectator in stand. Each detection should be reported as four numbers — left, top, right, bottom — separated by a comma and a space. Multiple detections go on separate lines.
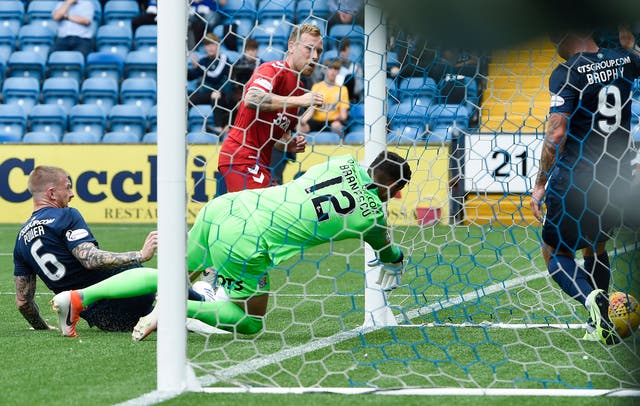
335, 39, 364, 103
215, 37, 260, 135
50, 0, 95, 58
188, 33, 232, 133
327, 0, 364, 31
299, 59, 350, 137
132, 0, 157, 34
217, 23, 324, 192
188, 0, 227, 49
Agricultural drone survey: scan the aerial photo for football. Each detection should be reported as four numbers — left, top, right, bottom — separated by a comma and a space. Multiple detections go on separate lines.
608, 292, 640, 339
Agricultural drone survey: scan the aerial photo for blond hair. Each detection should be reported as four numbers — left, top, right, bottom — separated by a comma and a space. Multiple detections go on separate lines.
27, 166, 69, 195
288, 23, 322, 43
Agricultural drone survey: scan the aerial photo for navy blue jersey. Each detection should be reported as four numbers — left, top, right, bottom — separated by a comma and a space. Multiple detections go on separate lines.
548, 47, 640, 184
13, 207, 106, 293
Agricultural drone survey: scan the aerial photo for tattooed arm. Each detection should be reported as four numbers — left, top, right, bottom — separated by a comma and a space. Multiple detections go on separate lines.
530, 112, 568, 221
15, 274, 52, 330
71, 230, 158, 271
244, 88, 323, 112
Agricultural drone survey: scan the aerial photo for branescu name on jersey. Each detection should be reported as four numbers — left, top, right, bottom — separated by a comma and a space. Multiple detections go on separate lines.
340, 160, 381, 218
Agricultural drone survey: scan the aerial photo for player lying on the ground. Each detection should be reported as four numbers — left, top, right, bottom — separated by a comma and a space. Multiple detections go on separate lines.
51, 151, 412, 339
13, 165, 158, 337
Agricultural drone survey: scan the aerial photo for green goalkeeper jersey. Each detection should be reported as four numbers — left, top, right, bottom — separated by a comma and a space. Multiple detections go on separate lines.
188, 154, 403, 282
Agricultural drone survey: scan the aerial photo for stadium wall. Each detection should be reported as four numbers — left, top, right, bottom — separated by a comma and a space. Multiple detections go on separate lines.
0, 145, 449, 225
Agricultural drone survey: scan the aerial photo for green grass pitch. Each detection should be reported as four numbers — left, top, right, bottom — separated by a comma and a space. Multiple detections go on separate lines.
0, 223, 638, 405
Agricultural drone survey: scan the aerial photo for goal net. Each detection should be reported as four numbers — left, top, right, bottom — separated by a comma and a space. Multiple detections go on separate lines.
156, 0, 640, 397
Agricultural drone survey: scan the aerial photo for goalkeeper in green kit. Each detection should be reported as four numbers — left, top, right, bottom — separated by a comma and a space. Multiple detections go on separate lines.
50, 151, 411, 340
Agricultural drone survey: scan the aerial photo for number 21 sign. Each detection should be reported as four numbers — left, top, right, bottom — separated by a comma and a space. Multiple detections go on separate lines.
463, 133, 543, 193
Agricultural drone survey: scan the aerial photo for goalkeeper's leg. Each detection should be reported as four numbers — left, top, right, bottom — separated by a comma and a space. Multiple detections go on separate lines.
79, 267, 159, 306
187, 297, 264, 335
132, 294, 265, 341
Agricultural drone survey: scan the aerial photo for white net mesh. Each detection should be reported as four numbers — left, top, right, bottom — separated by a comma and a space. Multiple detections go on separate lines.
182, 0, 640, 392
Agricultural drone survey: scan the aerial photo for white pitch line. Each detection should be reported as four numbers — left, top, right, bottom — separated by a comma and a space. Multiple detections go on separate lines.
196, 241, 639, 388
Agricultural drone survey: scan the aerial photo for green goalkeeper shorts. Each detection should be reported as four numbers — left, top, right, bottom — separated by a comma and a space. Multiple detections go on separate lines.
187, 197, 271, 300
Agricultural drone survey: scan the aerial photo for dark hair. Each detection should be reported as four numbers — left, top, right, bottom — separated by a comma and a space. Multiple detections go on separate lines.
244, 38, 259, 51
369, 151, 412, 189
339, 38, 351, 53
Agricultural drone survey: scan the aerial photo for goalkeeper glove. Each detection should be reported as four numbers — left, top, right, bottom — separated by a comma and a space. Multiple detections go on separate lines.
376, 261, 404, 291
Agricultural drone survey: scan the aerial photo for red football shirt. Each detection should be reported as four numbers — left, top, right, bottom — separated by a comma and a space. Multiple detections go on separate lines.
218, 60, 305, 169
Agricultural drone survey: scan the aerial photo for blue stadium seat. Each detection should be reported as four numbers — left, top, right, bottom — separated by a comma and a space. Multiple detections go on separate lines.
343, 130, 364, 144
124, 50, 157, 79
388, 100, 430, 127
188, 104, 214, 132
103, 0, 140, 27
320, 48, 338, 64
134, 25, 157, 52
0, 1, 25, 34
81, 77, 119, 113
42, 77, 79, 113
18, 23, 54, 59
8, 51, 46, 80
96, 24, 132, 58
26, 1, 58, 25
386, 77, 399, 101
102, 131, 141, 143
2, 77, 40, 114
22, 131, 61, 143
0, 59, 6, 83
141, 131, 156, 143
0, 24, 16, 61
257, 0, 295, 25
0, 132, 22, 142
328, 24, 365, 51
0, 103, 27, 139
296, 0, 331, 21
47, 51, 85, 82
307, 131, 341, 144
186, 131, 220, 144
388, 124, 425, 144
632, 124, 640, 143
86, 52, 124, 82
62, 131, 102, 143
28, 104, 67, 138
147, 104, 157, 132
221, 0, 257, 22
631, 99, 640, 127
437, 75, 479, 107
120, 77, 157, 114
252, 23, 291, 48
108, 104, 146, 138
349, 102, 364, 125
258, 45, 285, 62
427, 104, 470, 142
397, 76, 437, 105
68, 104, 107, 137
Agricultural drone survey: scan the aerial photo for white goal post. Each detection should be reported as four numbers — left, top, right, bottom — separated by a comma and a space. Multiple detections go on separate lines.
154, 0, 400, 394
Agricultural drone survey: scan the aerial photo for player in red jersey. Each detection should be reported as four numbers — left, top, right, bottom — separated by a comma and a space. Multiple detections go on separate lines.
218, 23, 324, 192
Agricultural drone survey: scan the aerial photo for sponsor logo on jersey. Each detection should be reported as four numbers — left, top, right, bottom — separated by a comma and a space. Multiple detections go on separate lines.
66, 229, 89, 241
273, 112, 291, 131
550, 94, 565, 107
18, 218, 55, 239
252, 78, 273, 92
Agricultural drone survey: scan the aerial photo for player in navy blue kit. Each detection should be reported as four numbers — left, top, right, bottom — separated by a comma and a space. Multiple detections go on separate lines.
530, 28, 640, 344
13, 165, 158, 337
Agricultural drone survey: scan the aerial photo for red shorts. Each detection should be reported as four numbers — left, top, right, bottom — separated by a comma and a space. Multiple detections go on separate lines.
218, 164, 272, 192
